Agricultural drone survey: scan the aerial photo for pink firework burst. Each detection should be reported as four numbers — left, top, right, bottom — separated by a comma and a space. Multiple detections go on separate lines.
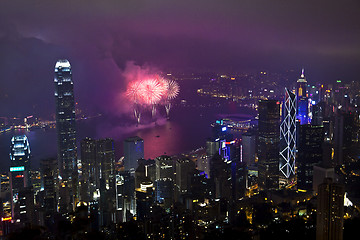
139, 78, 167, 105
126, 80, 143, 103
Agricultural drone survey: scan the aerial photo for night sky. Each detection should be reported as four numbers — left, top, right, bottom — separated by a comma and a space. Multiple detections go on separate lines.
0, 0, 359, 117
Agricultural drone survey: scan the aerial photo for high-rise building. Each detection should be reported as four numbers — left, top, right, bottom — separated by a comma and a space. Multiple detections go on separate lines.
258, 100, 280, 190
80, 138, 116, 226
297, 69, 310, 125
54, 59, 77, 180
316, 178, 344, 240
242, 132, 256, 165
40, 158, 58, 226
297, 124, 324, 191
80, 137, 97, 202
279, 88, 297, 180
54, 59, 77, 213
123, 136, 144, 173
9, 135, 31, 221
155, 155, 174, 208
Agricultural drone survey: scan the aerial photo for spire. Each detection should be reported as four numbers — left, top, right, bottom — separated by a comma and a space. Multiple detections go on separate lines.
301, 68, 305, 78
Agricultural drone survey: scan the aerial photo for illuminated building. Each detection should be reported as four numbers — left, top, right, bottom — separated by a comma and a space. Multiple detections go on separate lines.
123, 136, 144, 174
80, 138, 116, 225
258, 100, 280, 190
9, 135, 31, 222
279, 88, 297, 180
316, 178, 344, 240
155, 155, 174, 208
297, 124, 324, 191
54, 59, 77, 213
297, 69, 310, 124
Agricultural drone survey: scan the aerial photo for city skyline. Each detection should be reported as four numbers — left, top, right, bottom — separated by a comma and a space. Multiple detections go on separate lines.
0, 1, 360, 239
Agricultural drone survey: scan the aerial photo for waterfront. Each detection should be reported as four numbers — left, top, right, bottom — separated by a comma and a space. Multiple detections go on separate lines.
0, 101, 256, 172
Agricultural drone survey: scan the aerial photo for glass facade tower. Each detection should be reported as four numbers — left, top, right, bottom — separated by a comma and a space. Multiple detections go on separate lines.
54, 59, 77, 213
279, 88, 297, 179
54, 59, 77, 181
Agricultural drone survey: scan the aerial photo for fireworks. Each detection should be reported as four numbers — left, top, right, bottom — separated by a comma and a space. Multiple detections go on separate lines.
125, 75, 180, 123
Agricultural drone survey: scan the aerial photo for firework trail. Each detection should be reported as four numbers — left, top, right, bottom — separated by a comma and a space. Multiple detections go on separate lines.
163, 79, 180, 118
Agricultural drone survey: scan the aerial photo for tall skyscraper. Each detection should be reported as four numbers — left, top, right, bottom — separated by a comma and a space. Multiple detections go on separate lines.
9, 135, 31, 221
316, 178, 344, 240
54, 59, 77, 212
123, 136, 144, 173
297, 124, 324, 191
54, 59, 77, 180
258, 100, 280, 190
80, 137, 97, 202
279, 88, 297, 180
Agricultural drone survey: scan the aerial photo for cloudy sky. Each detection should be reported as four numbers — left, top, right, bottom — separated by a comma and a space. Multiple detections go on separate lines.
0, 0, 359, 117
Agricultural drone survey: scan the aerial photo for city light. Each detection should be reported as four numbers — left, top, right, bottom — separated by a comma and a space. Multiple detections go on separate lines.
10, 166, 24, 172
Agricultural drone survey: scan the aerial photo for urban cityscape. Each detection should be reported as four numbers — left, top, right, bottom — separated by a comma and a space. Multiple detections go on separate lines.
1, 1, 360, 240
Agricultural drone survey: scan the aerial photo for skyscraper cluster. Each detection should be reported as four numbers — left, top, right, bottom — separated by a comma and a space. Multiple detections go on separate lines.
1, 62, 359, 239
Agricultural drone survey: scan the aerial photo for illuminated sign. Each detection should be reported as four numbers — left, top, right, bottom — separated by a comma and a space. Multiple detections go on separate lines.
1, 217, 11, 221
15, 175, 24, 178
10, 166, 24, 172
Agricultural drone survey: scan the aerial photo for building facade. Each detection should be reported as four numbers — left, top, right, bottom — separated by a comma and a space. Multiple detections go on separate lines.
54, 59, 78, 213
258, 100, 280, 190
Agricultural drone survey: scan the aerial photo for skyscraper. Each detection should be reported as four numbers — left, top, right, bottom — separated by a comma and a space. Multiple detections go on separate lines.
123, 136, 144, 173
297, 124, 324, 191
54, 59, 77, 212
316, 178, 344, 240
279, 88, 297, 180
80, 137, 97, 203
258, 100, 280, 190
9, 135, 31, 221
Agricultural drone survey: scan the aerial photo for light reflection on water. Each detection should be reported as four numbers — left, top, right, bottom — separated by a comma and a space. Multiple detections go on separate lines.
0, 105, 255, 172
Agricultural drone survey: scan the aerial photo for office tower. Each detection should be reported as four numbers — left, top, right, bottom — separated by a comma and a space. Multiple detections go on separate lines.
96, 138, 116, 226
40, 158, 58, 226
242, 132, 256, 165
258, 100, 280, 190
206, 138, 220, 157
196, 155, 211, 178
312, 104, 324, 126
175, 158, 195, 198
80, 137, 97, 202
297, 124, 324, 191
9, 135, 31, 221
96, 138, 115, 190
80, 138, 116, 226
297, 69, 310, 124
18, 187, 35, 224
54, 59, 77, 212
210, 154, 232, 199
279, 88, 297, 180
115, 171, 135, 222
333, 112, 357, 166
123, 136, 144, 173
155, 155, 174, 208
316, 178, 344, 240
